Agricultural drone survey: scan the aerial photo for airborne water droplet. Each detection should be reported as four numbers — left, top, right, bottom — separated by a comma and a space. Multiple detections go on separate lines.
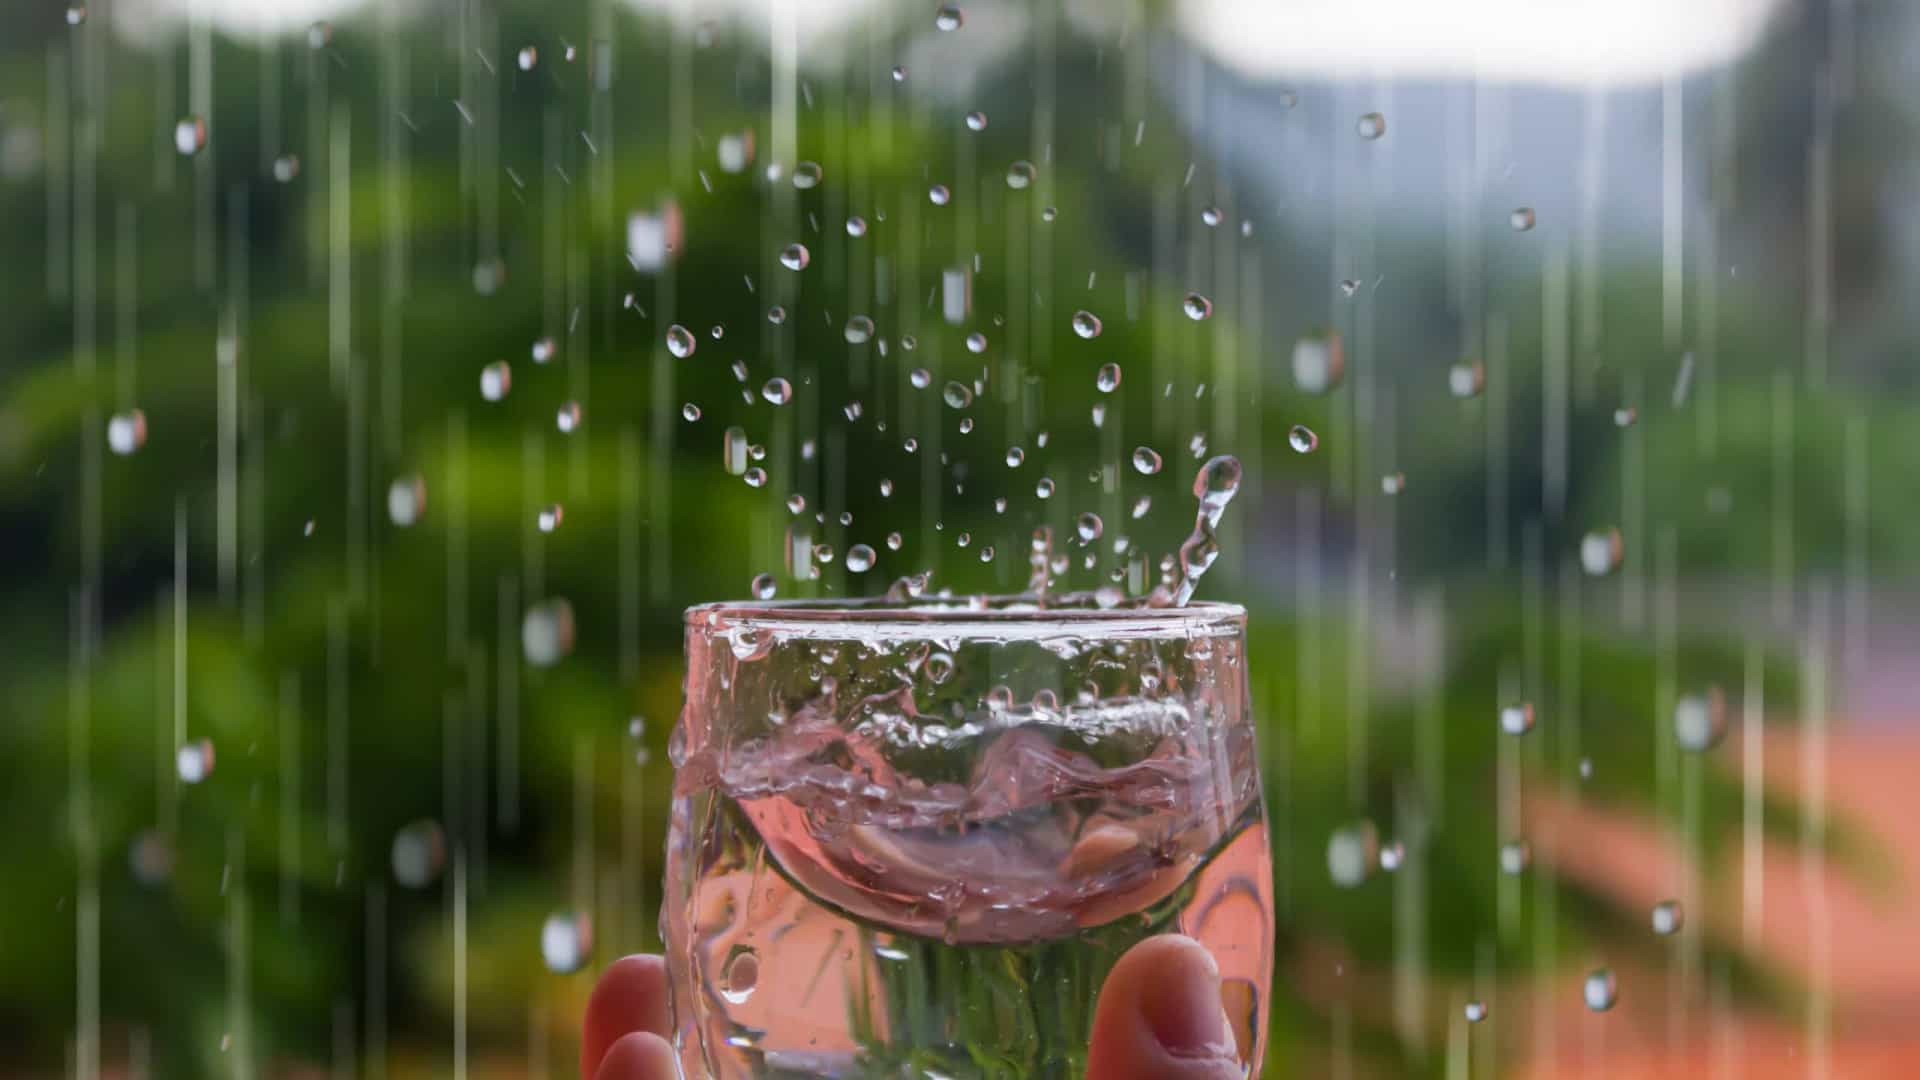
540, 911, 593, 974
1200, 205, 1223, 227
965, 332, 988, 354
1583, 969, 1618, 1012
521, 599, 576, 667
965, 111, 988, 132
1287, 425, 1318, 454
1291, 329, 1345, 394
1006, 161, 1036, 189
1673, 688, 1728, 752
1448, 360, 1486, 398
665, 324, 697, 358
1510, 207, 1537, 232
1076, 512, 1104, 543
272, 154, 300, 182
1499, 840, 1532, 875
107, 409, 147, 455
174, 116, 207, 156
791, 161, 823, 189
1357, 112, 1387, 139
934, 5, 963, 31
1580, 528, 1623, 576
1072, 310, 1103, 339
176, 738, 215, 784
928, 184, 951, 206
537, 504, 564, 533
556, 401, 582, 433
1651, 900, 1684, 936
1500, 702, 1535, 735
1131, 446, 1162, 475
779, 243, 810, 271
682, 403, 702, 422
845, 215, 868, 237
387, 474, 427, 526
845, 544, 876, 573
910, 368, 932, 389
1182, 292, 1212, 321
1465, 1001, 1488, 1024
1096, 363, 1122, 392
1005, 446, 1025, 468
750, 573, 777, 600
844, 315, 875, 344
942, 381, 974, 409
479, 360, 512, 401
761, 377, 793, 405
517, 46, 538, 71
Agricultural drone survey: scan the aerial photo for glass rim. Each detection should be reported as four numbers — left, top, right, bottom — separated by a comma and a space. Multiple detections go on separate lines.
684, 597, 1246, 638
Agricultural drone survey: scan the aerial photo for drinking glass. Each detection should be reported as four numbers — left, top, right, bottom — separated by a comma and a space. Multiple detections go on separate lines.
663, 598, 1272, 1078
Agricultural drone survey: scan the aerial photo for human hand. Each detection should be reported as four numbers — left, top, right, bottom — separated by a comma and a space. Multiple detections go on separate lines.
582, 934, 1245, 1080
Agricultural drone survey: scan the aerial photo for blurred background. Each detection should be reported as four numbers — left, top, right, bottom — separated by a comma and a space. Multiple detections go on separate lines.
5, 0, 1919, 1074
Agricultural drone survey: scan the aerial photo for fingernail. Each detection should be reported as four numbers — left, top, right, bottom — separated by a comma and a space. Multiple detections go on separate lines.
1138, 935, 1233, 1057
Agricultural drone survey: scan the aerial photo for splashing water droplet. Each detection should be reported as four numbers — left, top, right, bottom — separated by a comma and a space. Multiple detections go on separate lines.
517, 46, 538, 71
1287, 425, 1318, 454
766, 305, 787, 325
1131, 496, 1152, 519
1580, 528, 1623, 576
760, 377, 793, 405
1292, 329, 1345, 394
1131, 446, 1163, 475
665, 324, 697, 358
846, 544, 876, 573
1171, 455, 1243, 606
791, 160, 823, 189
965, 111, 988, 132
1041, 206, 1057, 222
1465, 1001, 1488, 1024
743, 467, 767, 489
965, 332, 988, 354
682, 403, 702, 422
387, 474, 427, 526
1356, 112, 1386, 139
1651, 900, 1683, 936
928, 184, 951, 206
779, 243, 810, 271
723, 427, 749, 475
845, 215, 868, 237
934, 5, 963, 31
891, 65, 907, 82
750, 573, 776, 600
1499, 840, 1532, 876
1380, 843, 1405, 871
1005, 446, 1025, 468
1339, 279, 1360, 298
1381, 472, 1406, 495
1583, 969, 1618, 1012
1072, 310, 1103, 339
1327, 820, 1379, 888
1673, 688, 1728, 752
174, 116, 207, 156
66, 5, 87, 25
910, 368, 932, 389
272, 154, 300, 182
1448, 360, 1486, 399
1510, 207, 1537, 232
540, 911, 593, 974
556, 401, 582, 433
1076, 512, 1104, 543
942, 381, 974, 409
844, 315, 875, 344
1200, 205, 1223, 227
1500, 702, 1535, 735
531, 337, 556, 364
479, 361, 512, 401
1182, 292, 1213, 321
390, 819, 447, 888
176, 738, 215, 784
522, 599, 576, 667
537, 504, 564, 533
107, 409, 147, 455
1006, 161, 1036, 189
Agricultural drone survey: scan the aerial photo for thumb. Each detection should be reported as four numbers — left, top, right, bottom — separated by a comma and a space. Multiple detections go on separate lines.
1087, 935, 1245, 1080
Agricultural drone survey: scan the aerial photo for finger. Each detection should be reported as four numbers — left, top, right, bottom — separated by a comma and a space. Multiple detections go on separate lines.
1088, 935, 1244, 1080
593, 1031, 677, 1080
581, 954, 672, 1080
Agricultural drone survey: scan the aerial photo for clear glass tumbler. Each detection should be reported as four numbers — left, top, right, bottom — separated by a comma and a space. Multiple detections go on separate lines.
663, 598, 1272, 1078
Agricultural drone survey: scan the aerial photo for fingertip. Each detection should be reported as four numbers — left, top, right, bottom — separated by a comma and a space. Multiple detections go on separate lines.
1088, 935, 1242, 1080
582, 955, 671, 1080
594, 1031, 677, 1080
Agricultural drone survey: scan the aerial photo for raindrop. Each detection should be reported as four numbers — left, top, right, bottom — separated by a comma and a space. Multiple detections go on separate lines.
1182, 292, 1212, 321
174, 116, 207, 156
1005, 161, 1036, 189
1005, 446, 1025, 468
1035, 478, 1055, 499
531, 337, 556, 364
1583, 969, 1618, 1013
1292, 329, 1345, 393
1651, 900, 1684, 937
928, 184, 951, 206
1327, 820, 1379, 888
272, 154, 300, 182
846, 544, 876, 573
516, 46, 538, 71
537, 504, 564, 533
942, 381, 974, 409
1131, 446, 1163, 475
1096, 363, 1122, 392
761, 377, 793, 405
107, 409, 147, 455
779, 243, 810, 271
750, 573, 777, 600
1464, 1001, 1488, 1024
1500, 702, 1535, 735
1499, 840, 1532, 876
1072, 311, 1103, 339
1076, 512, 1104, 543
665, 324, 697, 358
785, 494, 806, 515
1287, 425, 1319, 454
792, 161, 823, 189
540, 911, 593, 974
1580, 528, 1623, 576
556, 401, 582, 433
1448, 360, 1485, 398
934, 5, 963, 31
743, 467, 767, 489
176, 739, 215, 784
522, 598, 576, 667
886, 532, 903, 551
978, 545, 995, 563
479, 360, 512, 401
965, 332, 987, 354
766, 305, 787, 325
390, 820, 447, 888
1200, 205, 1223, 227
878, 478, 894, 497
1510, 207, 1537, 232
1673, 688, 1728, 752
682, 403, 702, 422
844, 315, 875, 344
910, 368, 932, 389
965, 111, 988, 132
845, 215, 868, 237
387, 474, 427, 526
1356, 112, 1387, 140
710, 324, 725, 341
